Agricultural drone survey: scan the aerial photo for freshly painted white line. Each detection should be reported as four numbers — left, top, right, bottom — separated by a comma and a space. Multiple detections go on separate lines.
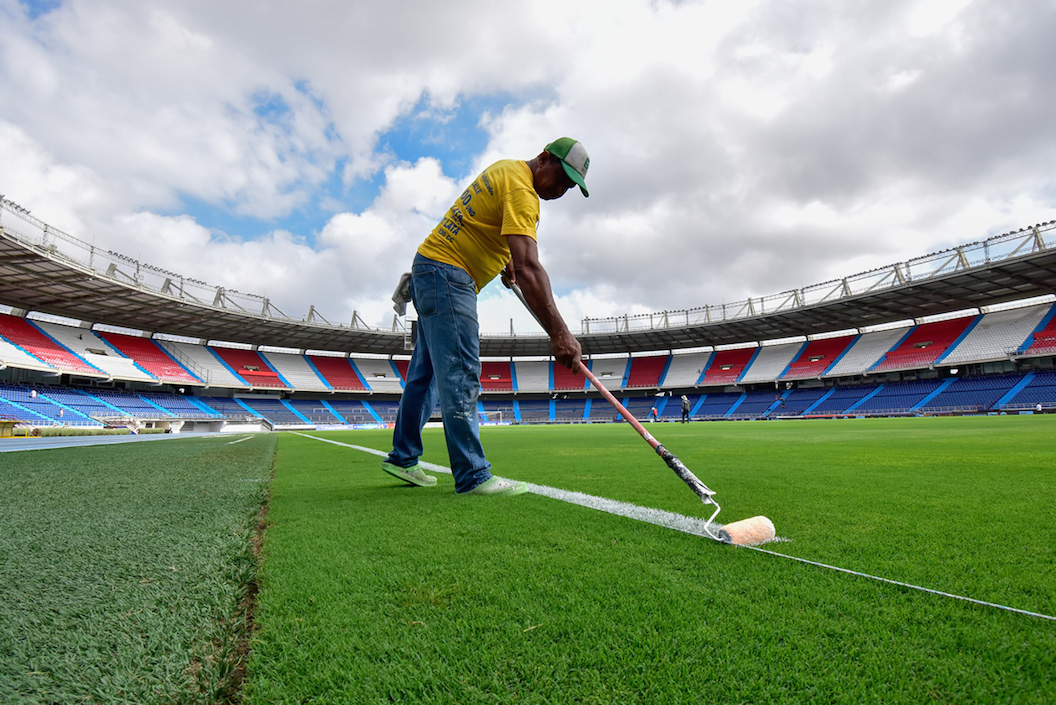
294, 432, 1056, 622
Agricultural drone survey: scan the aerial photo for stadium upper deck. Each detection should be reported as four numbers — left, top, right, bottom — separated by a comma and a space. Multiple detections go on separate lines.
1, 196, 1055, 357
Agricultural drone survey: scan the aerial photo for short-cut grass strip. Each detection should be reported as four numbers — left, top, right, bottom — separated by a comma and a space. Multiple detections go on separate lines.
295, 431, 1056, 623
0, 433, 275, 703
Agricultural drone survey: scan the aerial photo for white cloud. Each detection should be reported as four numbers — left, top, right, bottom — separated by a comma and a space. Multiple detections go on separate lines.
1, 0, 1054, 342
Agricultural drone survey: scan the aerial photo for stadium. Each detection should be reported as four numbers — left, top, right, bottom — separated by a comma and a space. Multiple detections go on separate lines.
2, 196, 1055, 431
2, 195, 1055, 703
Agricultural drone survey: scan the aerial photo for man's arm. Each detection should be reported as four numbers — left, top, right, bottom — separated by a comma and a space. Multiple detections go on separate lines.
505, 234, 582, 371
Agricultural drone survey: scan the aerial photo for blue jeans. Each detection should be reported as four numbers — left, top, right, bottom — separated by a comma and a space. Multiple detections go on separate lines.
386, 254, 493, 492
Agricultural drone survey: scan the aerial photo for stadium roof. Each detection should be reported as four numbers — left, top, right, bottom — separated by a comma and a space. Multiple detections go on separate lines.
1, 197, 1054, 358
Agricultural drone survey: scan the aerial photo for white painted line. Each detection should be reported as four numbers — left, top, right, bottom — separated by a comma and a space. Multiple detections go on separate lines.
294, 432, 1056, 622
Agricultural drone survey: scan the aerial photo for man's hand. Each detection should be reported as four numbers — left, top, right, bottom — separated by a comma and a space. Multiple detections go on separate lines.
501, 261, 516, 288
551, 329, 582, 372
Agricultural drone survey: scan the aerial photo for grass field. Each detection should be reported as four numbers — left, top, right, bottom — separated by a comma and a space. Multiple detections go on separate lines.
246, 416, 1055, 704
0, 434, 274, 704
2, 417, 1054, 703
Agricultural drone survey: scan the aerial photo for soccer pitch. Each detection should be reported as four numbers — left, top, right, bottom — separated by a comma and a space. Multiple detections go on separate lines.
1, 416, 1053, 703
246, 417, 1056, 704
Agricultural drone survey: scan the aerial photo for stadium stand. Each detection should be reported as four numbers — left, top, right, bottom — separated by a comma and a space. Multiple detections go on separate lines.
158, 341, 248, 388
25, 386, 110, 425
0, 335, 54, 373
1001, 370, 1056, 410
658, 392, 702, 420
89, 388, 169, 418
771, 387, 830, 416
35, 322, 155, 383
916, 373, 1024, 414
348, 357, 402, 393
805, 384, 877, 416
849, 379, 944, 414
306, 354, 365, 391
511, 360, 550, 393
235, 397, 309, 425
480, 399, 514, 423
0, 313, 104, 376
209, 347, 287, 388
869, 315, 979, 372
823, 327, 909, 377
0, 384, 97, 425
625, 355, 668, 389
517, 399, 551, 423
740, 342, 803, 385
259, 351, 330, 392
0, 392, 51, 424
139, 391, 222, 418
695, 391, 743, 418
285, 399, 343, 424
700, 347, 757, 386
781, 335, 857, 380
662, 351, 712, 388
367, 399, 399, 424
731, 390, 780, 418
3, 288, 1056, 431
481, 361, 514, 391
586, 358, 626, 391
624, 395, 660, 421
196, 396, 263, 420
553, 361, 589, 392
941, 304, 1049, 365
326, 399, 380, 425
1018, 304, 1056, 357
95, 330, 202, 383
555, 398, 587, 422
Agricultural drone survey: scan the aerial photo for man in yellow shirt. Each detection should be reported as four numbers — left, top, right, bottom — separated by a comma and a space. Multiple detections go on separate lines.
383, 137, 589, 495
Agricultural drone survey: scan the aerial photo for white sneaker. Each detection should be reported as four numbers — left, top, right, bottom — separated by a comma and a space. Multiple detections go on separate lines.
381, 461, 437, 487
464, 476, 528, 496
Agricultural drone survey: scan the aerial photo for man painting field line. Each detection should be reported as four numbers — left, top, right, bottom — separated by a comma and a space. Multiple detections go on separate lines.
384, 138, 589, 497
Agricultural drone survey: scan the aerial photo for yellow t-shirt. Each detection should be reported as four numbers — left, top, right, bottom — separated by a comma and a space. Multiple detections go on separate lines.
417, 159, 539, 291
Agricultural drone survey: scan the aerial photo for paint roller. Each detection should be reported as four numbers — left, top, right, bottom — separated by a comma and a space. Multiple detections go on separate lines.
504, 276, 776, 546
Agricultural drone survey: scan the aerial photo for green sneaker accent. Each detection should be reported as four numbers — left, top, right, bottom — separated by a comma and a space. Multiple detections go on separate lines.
381, 461, 437, 487
465, 476, 528, 496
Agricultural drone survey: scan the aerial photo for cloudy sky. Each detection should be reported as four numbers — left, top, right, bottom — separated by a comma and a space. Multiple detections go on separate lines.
1, 0, 1054, 338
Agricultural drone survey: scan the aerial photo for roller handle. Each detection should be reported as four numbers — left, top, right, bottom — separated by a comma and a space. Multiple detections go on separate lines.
504, 276, 715, 503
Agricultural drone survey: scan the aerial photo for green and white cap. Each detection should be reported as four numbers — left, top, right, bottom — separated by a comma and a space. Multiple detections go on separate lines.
545, 137, 590, 197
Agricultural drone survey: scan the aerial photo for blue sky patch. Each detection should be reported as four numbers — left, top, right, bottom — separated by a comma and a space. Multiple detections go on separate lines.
19, 0, 61, 20
378, 92, 520, 180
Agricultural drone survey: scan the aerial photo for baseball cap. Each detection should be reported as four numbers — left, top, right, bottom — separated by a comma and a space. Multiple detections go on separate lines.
545, 137, 590, 197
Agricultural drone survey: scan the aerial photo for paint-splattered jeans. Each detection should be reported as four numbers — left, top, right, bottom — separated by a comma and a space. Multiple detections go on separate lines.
387, 253, 492, 492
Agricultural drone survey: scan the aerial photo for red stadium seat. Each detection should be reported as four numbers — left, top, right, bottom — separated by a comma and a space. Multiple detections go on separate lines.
96, 331, 201, 383
0, 313, 103, 376
625, 355, 668, 388
871, 317, 976, 372
700, 348, 756, 386
210, 347, 286, 388
307, 355, 367, 391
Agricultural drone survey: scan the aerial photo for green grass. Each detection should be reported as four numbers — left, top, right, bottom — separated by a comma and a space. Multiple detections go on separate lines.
246, 418, 1056, 704
0, 434, 274, 704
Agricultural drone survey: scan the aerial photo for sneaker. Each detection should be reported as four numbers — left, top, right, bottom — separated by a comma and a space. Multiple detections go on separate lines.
465, 476, 528, 496
381, 461, 437, 487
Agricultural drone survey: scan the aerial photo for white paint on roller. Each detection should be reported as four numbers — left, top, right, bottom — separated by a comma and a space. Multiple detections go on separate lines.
718, 515, 777, 546
295, 433, 1056, 622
